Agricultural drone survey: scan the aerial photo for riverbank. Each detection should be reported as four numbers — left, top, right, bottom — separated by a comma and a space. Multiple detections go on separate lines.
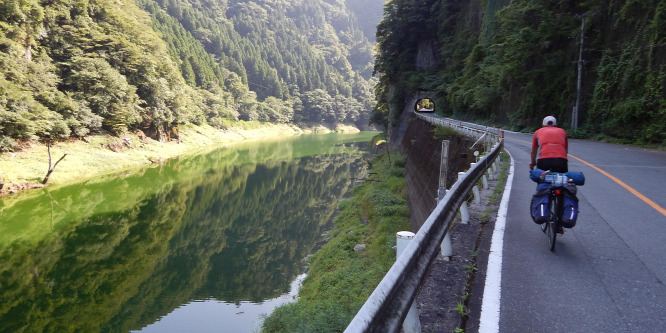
0, 122, 360, 197
262, 151, 411, 331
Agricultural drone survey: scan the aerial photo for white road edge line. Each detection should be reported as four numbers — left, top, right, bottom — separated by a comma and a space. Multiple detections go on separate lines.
478, 150, 514, 333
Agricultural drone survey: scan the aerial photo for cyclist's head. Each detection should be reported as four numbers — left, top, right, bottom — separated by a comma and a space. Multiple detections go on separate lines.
542, 116, 557, 126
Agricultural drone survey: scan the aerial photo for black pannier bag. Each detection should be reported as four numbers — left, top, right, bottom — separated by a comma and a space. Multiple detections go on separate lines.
561, 188, 579, 228
530, 187, 551, 224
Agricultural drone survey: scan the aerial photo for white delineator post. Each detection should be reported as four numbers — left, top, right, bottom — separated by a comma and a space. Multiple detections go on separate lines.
396, 231, 421, 333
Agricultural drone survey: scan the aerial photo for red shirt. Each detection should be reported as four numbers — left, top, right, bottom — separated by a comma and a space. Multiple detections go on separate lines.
532, 126, 568, 159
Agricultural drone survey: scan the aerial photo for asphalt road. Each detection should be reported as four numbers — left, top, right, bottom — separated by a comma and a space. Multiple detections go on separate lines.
473, 129, 666, 333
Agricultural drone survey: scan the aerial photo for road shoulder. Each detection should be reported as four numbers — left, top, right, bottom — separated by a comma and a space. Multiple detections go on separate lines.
416, 156, 507, 332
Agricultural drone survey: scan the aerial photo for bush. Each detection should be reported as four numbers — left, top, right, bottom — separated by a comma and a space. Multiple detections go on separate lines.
432, 126, 459, 141
0, 136, 17, 152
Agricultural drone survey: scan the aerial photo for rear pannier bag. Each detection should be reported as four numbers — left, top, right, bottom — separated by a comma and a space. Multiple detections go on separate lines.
530, 188, 551, 224
561, 188, 579, 228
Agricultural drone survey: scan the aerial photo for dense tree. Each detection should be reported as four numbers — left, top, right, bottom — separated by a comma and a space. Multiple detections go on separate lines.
63, 56, 143, 134
0, 0, 379, 148
373, 0, 666, 145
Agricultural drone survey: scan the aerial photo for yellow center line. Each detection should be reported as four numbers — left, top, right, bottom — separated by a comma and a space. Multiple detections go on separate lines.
567, 155, 666, 217
506, 136, 531, 145
505, 136, 666, 217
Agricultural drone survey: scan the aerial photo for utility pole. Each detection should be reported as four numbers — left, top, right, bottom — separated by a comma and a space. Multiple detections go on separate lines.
573, 15, 586, 129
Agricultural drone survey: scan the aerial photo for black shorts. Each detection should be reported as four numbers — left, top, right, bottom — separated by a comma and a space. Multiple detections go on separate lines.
537, 158, 568, 173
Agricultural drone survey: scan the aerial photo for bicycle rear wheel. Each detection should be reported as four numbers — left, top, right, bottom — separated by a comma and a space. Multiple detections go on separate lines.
547, 197, 558, 251
547, 221, 557, 251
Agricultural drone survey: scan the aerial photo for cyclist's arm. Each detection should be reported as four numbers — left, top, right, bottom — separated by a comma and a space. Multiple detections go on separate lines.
530, 134, 539, 168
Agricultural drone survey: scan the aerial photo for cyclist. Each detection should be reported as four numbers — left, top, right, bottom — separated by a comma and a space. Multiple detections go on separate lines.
529, 116, 568, 234
529, 116, 568, 172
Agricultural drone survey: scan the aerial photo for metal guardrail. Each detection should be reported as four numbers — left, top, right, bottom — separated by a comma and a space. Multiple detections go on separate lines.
345, 114, 504, 332
414, 113, 503, 141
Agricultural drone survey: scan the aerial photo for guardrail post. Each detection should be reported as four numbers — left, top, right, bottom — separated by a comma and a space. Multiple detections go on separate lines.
440, 232, 452, 261
470, 163, 480, 204
397, 231, 415, 258
396, 231, 422, 333
482, 174, 489, 190
473, 185, 481, 205
457, 172, 469, 224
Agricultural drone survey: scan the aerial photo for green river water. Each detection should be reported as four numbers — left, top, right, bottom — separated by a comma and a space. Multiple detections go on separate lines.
0, 132, 377, 332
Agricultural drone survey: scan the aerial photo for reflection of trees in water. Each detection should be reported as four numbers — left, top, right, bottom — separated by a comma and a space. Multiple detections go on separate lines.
0, 144, 369, 333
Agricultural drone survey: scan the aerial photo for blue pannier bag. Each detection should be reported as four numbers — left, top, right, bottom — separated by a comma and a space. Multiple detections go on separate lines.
535, 182, 554, 191
565, 171, 585, 185
561, 188, 579, 228
530, 187, 551, 224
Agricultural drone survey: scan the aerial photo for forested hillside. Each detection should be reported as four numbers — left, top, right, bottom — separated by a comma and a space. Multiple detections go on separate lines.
0, 0, 378, 151
345, 0, 384, 43
373, 0, 666, 145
